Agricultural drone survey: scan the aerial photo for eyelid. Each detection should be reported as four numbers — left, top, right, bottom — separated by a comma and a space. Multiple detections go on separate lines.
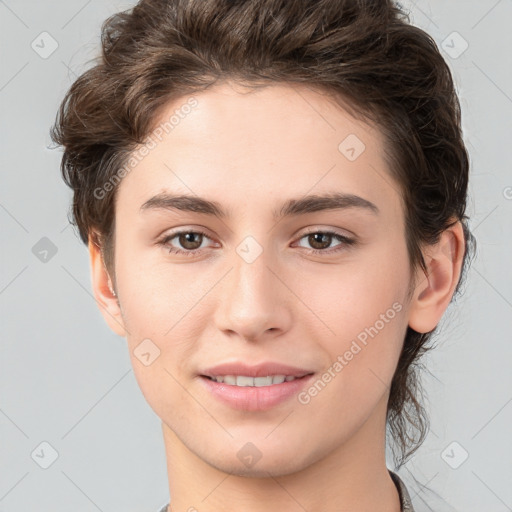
159, 224, 213, 236
296, 225, 355, 239
158, 227, 217, 246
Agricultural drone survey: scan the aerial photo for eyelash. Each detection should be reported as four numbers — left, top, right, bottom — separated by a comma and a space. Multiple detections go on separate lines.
158, 229, 356, 257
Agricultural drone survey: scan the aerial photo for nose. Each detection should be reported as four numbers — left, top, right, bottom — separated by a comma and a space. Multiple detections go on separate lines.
213, 245, 293, 342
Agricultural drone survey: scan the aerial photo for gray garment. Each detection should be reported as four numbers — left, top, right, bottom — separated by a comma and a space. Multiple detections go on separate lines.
157, 469, 415, 512
390, 469, 415, 511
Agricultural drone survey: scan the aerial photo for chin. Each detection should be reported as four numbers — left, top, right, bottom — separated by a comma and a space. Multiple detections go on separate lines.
201, 440, 314, 478
211, 456, 307, 479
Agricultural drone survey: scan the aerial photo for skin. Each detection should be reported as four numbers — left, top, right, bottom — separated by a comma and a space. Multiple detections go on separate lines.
89, 80, 465, 512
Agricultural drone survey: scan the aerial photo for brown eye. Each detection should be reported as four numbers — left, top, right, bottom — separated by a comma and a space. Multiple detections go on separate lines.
295, 230, 356, 255
159, 230, 212, 256
307, 232, 334, 250
177, 232, 204, 250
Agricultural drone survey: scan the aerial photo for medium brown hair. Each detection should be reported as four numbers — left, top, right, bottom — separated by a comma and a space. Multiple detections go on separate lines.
50, 0, 476, 467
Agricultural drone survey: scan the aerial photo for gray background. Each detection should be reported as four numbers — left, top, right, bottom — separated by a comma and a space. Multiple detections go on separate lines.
1, 1, 511, 511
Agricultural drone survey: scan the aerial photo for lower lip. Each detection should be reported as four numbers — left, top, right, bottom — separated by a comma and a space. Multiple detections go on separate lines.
198, 374, 314, 411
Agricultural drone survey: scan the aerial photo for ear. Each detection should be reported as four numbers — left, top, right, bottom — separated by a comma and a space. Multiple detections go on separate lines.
408, 220, 466, 334
88, 236, 127, 337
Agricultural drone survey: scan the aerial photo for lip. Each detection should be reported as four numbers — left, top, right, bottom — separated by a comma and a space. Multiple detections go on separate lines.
198, 373, 315, 411
200, 361, 314, 378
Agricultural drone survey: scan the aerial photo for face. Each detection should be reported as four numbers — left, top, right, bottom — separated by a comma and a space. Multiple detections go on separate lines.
103, 81, 417, 476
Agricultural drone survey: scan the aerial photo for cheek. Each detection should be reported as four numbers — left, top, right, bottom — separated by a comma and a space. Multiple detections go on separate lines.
296, 250, 408, 338
114, 241, 201, 335
296, 247, 409, 390
296, 274, 407, 436
115, 255, 212, 389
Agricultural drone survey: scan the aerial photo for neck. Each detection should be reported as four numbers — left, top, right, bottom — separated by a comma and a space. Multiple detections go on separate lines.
162, 394, 401, 512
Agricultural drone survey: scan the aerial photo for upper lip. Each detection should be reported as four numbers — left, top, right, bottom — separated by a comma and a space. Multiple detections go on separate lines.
200, 362, 315, 378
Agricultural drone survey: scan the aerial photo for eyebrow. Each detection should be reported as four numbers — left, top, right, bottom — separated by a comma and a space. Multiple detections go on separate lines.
139, 191, 379, 219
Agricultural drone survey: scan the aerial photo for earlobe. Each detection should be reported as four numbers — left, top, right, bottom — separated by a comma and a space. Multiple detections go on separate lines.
88, 237, 127, 337
407, 221, 465, 334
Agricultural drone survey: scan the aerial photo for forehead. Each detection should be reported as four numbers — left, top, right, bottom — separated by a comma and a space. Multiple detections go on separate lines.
147, 80, 382, 153
116, 81, 401, 220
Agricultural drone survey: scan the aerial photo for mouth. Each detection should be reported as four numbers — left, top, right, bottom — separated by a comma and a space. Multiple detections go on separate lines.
200, 373, 314, 387
198, 373, 316, 411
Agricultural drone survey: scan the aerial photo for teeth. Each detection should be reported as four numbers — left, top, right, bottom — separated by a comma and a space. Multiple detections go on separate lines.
210, 375, 297, 386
